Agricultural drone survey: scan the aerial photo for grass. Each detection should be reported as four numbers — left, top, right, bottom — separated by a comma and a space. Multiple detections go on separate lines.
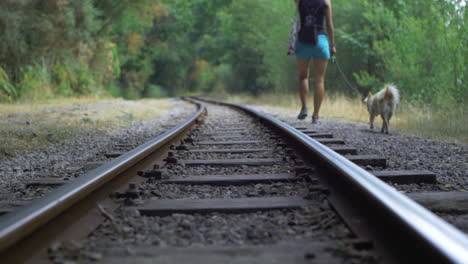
226, 93, 468, 144
0, 97, 172, 160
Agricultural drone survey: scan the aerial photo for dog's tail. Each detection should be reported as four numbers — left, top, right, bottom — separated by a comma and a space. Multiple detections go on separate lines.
384, 84, 400, 105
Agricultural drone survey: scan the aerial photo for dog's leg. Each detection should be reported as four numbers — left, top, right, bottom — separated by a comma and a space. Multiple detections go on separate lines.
380, 114, 386, 133
370, 114, 375, 129
386, 112, 393, 134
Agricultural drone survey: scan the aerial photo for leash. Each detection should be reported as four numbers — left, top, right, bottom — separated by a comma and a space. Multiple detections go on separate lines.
331, 55, 362, 96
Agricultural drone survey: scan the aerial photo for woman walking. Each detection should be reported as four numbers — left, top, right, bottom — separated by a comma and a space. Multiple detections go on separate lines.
293, 0, 336, 124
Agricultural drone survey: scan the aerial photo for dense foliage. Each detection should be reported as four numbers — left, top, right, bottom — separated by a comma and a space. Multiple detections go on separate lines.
0, 0, 466, 107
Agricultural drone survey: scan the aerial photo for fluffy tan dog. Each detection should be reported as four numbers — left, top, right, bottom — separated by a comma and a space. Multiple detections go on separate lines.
364, 84, 400, 134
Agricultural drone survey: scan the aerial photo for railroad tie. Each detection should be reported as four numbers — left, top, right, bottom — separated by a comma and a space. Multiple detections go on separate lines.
0, 201, 30, 216
346, 155, 387, 167
25, 178, 70, 187
305, 133, 333, 138
105, 152, 125, 158
83, 161, 104, 171
160, 173, 301, 185
407, 191, 468, 214
214, 128, 251, 132
372, 170, 436, 184
218, 123, 248, 127
329, 146, 358, 155
180, 158, 284, 166
0, 201, 30, 208
199, 132, 251, 136
316, 138, 345, 145
196, 140, 263, 146
137, 197, 311, 216
189, 148, 273, 154
203, 136, 262, 141
299, 129, 317, 134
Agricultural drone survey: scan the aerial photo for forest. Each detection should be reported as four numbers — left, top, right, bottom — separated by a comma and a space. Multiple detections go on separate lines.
0, 0, 466, 109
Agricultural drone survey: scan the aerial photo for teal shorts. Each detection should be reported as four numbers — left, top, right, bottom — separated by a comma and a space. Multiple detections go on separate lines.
295, 34, 330, 60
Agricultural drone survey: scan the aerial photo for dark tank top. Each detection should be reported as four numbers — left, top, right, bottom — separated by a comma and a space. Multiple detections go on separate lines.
298, 0, 327, 36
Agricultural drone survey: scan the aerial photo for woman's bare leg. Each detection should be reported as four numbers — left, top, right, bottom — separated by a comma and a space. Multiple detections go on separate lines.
312, 58, 328, 118
297, 58, 311, 111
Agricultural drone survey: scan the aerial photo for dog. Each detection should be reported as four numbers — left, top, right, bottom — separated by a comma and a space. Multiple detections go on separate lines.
364, 84, 400, 134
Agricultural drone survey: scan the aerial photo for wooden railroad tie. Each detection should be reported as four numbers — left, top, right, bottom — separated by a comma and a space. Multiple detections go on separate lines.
316, 138, 345, 145
25, 178, 70, 187
199, 131, 252, 137
299, 129, 317, 134
218, 123, 248, 127
0, 201, 31, 216
105, 152, 124, 158
0, 201, 30, 207
201, 130, 252, 135
346, 155, 387, 167
189, 148, 273, 154
181, 156, 383, 167
372, 170, 436, 184
205, 136, 261, 141
137, 196, 311, 216
83, 161, 104, 171
407, 191, 468, 214
306, 133, 333, 138
160, 173, 301, 185
329, 146, 358, 155
213, 128, 251, 131
196, 141, 263, 146
180, 158, 284, 166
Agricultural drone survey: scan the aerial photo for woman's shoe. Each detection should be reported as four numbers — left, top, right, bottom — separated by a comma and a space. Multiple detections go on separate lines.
312, 116, 319, 124
297, 107, 308, 120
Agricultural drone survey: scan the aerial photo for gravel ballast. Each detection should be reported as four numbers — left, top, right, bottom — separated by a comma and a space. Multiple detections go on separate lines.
0, 99, 196, 203
250, 105, 467, 193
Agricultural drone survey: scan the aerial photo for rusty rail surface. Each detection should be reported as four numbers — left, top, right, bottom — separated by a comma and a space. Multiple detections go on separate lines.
0, 98, 206, 253
195, 97, 468, 264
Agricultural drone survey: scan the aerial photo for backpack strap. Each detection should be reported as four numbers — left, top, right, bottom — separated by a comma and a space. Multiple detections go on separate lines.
296, 0, 301, 26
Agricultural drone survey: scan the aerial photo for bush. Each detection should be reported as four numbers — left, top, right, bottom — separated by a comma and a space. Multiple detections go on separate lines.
145, 84, 167, 98
17, 65, 54, 100
0, 66, 16, 102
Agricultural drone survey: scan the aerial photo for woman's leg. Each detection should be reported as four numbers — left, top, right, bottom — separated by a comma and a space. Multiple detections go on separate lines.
297, 58, 311, 112
312, 58, 328, 118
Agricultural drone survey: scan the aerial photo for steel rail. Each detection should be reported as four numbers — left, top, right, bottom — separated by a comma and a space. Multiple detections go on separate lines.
196, 97, 468, 264
0, 99, 206, 252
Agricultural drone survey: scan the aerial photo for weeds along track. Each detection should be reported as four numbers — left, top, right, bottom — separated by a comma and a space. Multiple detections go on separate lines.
0, 98, 467, 263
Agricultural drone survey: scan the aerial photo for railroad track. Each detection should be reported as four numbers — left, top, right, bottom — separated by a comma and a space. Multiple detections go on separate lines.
0, 98, 467, 263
